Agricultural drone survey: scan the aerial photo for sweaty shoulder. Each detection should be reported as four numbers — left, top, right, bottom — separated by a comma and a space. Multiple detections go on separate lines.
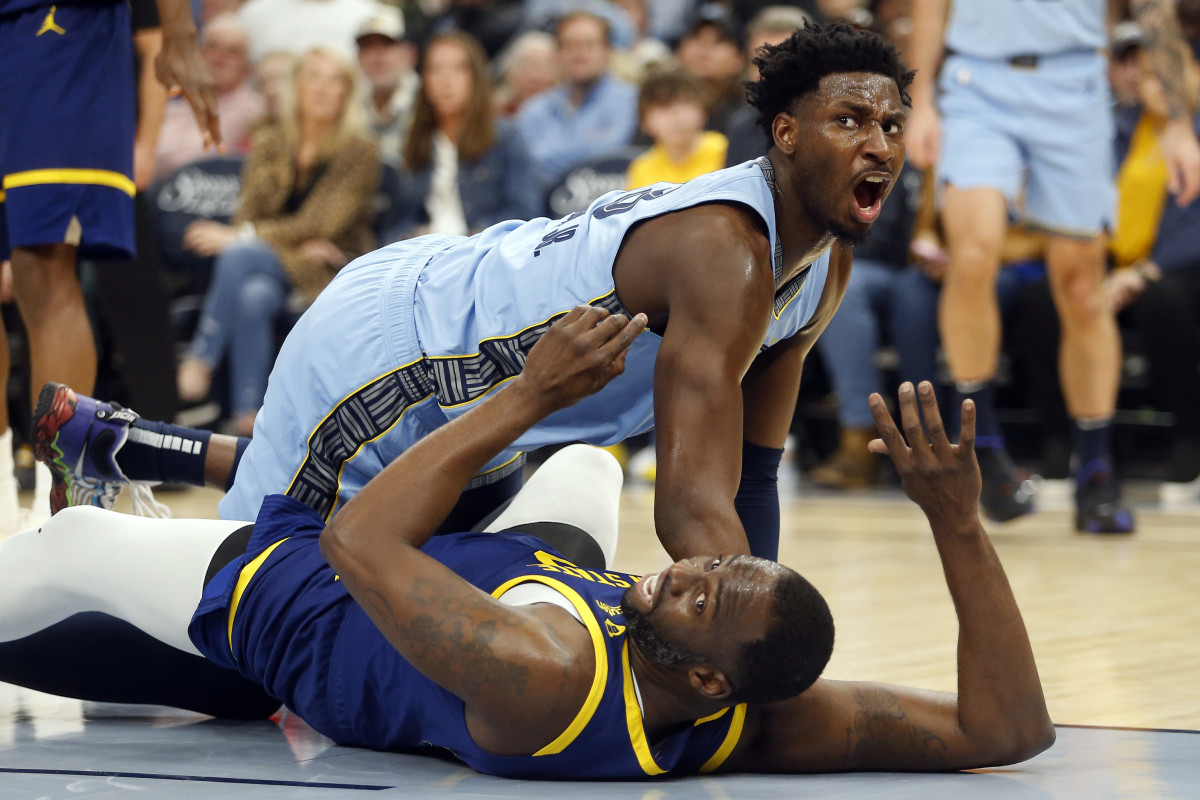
613, 202, 774, 329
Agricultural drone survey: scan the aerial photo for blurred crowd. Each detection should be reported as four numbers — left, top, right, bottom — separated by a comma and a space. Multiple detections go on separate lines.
5, 0, 1200, 503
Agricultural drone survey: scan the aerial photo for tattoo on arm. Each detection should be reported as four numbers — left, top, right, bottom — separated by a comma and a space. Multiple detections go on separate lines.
844, 687, 949, 768
339, 568, 532, 699
1132, 0, 1196, 119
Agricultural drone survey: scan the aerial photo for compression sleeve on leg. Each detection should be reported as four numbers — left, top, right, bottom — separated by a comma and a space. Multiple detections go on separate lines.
735, 441, 784, 561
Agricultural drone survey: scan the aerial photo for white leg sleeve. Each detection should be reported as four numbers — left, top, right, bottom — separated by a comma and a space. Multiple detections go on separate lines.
484, 444, 623, 567
0, 506, 249, 655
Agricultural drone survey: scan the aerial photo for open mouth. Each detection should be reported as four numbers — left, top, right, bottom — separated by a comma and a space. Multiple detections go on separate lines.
641, 571, 659, 607
851, 174, 889, 224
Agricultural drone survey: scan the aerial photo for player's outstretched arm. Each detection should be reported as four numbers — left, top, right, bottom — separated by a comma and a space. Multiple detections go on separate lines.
153, 0, 222, 152
320, 308, 645, 754
729, 382, 1054, 773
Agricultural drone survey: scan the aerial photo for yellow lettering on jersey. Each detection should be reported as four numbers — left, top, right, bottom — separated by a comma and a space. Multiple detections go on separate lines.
604, 618, 626, 638
37, 7, 66, 36
603, 572, 631, 588
530, 550, 592, 581
333, 574, 341, 582
595, 599, 622, 617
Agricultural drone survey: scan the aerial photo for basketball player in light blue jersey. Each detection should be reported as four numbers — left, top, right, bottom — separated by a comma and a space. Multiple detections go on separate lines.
906, 0, 1200, 533
0, 306, 1056, 778
36, 23, 911, 564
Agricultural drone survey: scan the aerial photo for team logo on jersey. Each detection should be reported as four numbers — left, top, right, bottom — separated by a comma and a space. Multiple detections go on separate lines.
37, 7, 66, 36
604, 619, 626, 638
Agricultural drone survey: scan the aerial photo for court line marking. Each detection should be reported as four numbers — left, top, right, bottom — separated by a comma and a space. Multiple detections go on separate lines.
0, 768, 392, 790
1055, 723, 1200, 735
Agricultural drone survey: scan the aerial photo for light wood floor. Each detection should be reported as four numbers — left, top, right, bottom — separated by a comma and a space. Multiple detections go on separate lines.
26, 473, 1200, 733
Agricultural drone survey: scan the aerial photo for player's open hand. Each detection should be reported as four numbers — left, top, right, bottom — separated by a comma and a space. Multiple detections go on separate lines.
156, 34, 223, 153
867, 381, 981, 531
518, 306, 647, 413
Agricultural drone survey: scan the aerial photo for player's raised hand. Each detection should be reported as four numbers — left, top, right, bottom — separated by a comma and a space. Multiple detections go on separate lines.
518, 306, 647, 413
867, 381, 981, 530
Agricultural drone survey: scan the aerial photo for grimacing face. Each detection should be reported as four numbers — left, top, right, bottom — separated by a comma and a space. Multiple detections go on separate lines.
784, 71, 906, 245
621, 555, 778, 678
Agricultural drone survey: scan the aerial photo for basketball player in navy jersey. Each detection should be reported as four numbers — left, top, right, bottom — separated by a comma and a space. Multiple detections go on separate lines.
37, 22, 909, 567
0, 306, 1054, 777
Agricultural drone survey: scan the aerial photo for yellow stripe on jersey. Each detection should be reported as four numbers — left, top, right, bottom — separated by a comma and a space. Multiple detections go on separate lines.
699, 703, 747, 773
621, 641, 667, 775
227, 538, 291, 655
3, 168, 135, 197
694, 707, 729, 726
491, 575, 608, 755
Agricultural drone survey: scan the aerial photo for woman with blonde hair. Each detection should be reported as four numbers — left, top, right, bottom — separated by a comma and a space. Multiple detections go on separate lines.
386, 31, 540, 239
178, 47, 381, 436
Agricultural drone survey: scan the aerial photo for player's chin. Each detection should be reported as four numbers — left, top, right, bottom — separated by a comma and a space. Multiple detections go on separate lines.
829, 216, 872, 246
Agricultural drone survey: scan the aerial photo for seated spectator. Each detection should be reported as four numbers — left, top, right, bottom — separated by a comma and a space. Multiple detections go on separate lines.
155, 14, 264, 182
237, 0, 386, 62
387, 32, 541, 238
176, 48, 381, 437
495, 31, 560, 118
355, 12, 419, 165
626, 67, 727, 189
724, 5, 812, 165
675, 4, 745, 134
1104, 64, 1200, 484
252, 51, 295, 126
609, 0, 673, 81
516, 11, 639, 191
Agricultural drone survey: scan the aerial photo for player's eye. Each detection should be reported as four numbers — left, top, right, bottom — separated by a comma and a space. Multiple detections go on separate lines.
709, 558, 721, 571
837, 115, 858, 128
884, 120, 903, 135
696, 594, 706, 613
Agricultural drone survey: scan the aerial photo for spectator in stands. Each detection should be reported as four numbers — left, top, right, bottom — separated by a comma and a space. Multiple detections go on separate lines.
516, 11, 639, 191
626, 67, 727, 189
675, 4, 745, 134
1105, 63, 1200, 485
1110, 22, 1145, 111
252, 51, 294, 125
723, 5, 810, 165
420, 0, 525, 60
355, 12, 419, 165
155, 14, 264, 182
386, 32, 540, 239
609, 0, 674, 80
495, 31, 560, 118
175, 48, 380, 437
237, 0, 385, 62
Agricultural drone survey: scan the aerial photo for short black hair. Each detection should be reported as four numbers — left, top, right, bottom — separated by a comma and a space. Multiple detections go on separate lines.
728, 566, 834, 705
746, 21, 914, 142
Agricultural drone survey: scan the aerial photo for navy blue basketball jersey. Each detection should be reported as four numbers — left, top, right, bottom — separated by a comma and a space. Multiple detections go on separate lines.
191, 495, 748, 779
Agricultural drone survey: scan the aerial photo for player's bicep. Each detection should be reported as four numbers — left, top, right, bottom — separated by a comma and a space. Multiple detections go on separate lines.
732, 678, 975, 773
324, 537, 575, 711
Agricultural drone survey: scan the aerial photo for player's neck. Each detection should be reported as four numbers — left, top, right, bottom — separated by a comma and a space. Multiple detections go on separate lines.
764, 150, 837, 280
628, 643, 728, 740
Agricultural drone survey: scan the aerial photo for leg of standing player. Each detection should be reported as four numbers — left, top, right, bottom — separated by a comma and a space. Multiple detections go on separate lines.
939, 185, 1035, 521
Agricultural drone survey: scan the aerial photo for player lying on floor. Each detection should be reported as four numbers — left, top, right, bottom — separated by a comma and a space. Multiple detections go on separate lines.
0, 307, 1054, 778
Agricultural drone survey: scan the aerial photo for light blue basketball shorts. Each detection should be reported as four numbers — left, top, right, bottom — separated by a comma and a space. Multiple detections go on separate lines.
938, 51, 1115, 237
219, 235, 523, 523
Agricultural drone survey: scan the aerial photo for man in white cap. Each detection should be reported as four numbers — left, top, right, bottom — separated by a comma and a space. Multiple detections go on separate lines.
356, 12, 419, 165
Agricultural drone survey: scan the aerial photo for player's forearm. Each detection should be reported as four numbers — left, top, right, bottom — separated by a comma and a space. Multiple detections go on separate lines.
908, 0, 950, 107
930, 518, 1054, 763
331, 380, 550, 551
1131, 0, 1198, 120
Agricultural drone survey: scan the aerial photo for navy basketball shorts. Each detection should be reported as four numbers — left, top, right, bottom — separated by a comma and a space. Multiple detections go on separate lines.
0, 1, 136, 260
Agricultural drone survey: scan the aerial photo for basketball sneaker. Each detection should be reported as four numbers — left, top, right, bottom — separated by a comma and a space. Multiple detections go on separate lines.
1074, 459, 1135, 534
32, 383, 168, 516
977, 446, 1036, 522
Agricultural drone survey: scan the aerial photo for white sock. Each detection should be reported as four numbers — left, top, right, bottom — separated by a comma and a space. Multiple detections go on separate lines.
31, 460, 52, 521
484, 444, 623, 567
0, 506, 248, 654
0, 429, 18, 535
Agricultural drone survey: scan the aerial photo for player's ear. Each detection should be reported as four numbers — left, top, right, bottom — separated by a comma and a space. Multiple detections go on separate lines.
772, 112, 797, 155
688, 665, 733, 700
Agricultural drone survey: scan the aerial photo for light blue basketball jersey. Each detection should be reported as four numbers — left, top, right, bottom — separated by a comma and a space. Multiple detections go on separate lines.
944, 0, 1106, 60
221, 157, 830, 522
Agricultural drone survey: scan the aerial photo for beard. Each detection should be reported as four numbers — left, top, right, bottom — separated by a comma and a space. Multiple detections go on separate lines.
828, 218, 871, 247
623, 597, 702, 669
